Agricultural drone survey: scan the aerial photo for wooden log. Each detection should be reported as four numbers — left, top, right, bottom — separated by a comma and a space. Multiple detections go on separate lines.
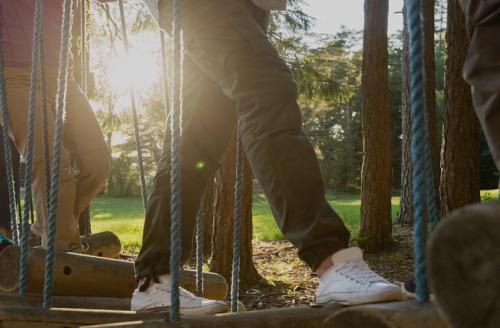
81, 231, 121, 259
0, 292, 130, 310
0, 246, 227, 300
86, 303, 342, 328
322, 301, 450, 328
429, 201, 500, 328
0, 306, 165, 328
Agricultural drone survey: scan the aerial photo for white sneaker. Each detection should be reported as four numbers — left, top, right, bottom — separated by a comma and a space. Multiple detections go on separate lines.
131, 274, 228, 315
316, 247, 403, 305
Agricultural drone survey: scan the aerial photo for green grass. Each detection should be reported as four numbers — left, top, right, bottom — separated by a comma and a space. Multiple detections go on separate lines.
91, 189, 498, 253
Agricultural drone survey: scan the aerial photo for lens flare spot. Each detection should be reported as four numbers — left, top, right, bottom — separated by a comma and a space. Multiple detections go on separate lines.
195, 161, 206, 170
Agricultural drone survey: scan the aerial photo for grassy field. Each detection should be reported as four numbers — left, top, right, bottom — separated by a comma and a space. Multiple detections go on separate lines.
91, 189, 498, 253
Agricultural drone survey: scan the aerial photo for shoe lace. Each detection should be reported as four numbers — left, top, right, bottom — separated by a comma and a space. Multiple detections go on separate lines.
336, 261, 387, 286
138, 275, 160, 292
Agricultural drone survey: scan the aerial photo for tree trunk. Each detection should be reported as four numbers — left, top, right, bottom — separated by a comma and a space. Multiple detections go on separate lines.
396, 1, 440, 226
439, 0, 480, 217
359, 0, 392, 251
422, 0, 441, 211
202, 178, 214, 259
395, 6, 413, 226
210, 132, 261, 285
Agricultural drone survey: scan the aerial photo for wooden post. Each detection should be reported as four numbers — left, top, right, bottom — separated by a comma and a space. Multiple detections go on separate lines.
0, 292, 130, 310
81, 231, 121, 259
0, 246, 227, 299
429, 202, 500, 328
322, 301, 450, 328
0, 306, 165, 328
86, 303, 343, 328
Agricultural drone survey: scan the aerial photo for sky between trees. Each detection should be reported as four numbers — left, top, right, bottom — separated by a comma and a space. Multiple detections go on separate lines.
304, 0, 404, 36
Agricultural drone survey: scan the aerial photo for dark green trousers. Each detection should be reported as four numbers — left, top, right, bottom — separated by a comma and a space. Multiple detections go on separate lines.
460, 0, 500, 173
134, 0, 350, 279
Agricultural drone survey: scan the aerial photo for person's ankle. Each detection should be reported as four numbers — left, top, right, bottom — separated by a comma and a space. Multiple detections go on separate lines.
316, 253, 335, 279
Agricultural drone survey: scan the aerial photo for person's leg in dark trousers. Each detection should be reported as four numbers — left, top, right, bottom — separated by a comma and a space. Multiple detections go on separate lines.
133, 0, 402, 312
460, 0, 500, 174
135, 0, 349, 279
135, 57, 238, 278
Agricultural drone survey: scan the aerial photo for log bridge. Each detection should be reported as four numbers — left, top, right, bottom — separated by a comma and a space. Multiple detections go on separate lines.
0, 232, 451, 327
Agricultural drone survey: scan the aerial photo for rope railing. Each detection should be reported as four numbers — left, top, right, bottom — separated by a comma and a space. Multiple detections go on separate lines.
118, 0, 148, 210
169, 0, 183, 320
406, 0, 434, 302
0, 33, 20, 245
231, 129, 243, 313
19, 0, 45, 297
195, 207, 204, 297
43, 0, 74, 308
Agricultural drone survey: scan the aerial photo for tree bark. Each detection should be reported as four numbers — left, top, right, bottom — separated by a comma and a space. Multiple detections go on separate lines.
210, 132, 261, 285
422, 0, 441, 212
359, 0, 392, 251
395, 7, 413, 226
439, 0, 480, 217
396, 1, 439, 226
202, 178, 214, 259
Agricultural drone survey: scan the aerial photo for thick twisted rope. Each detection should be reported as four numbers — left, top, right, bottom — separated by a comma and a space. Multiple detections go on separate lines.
195, 206, 204, 297
169, 0, 183, 321
231, 129, 243, 313
406, 0, 431, 302
80, 0, 87, 94
118, 0, 148, 210
43, 0, 74, 308
38, 14, 52, 237
0, 34, 20, 245
19, 0, 45, 297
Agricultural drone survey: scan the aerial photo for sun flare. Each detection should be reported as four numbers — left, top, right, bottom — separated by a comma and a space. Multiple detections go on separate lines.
106, 36, 160, 94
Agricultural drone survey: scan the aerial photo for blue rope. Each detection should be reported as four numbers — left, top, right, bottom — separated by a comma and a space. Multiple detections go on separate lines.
38, 6, 52, 242
118, 0, 148, 210
195, 206, 204, 297
231, 128, 243, 313
43, 0, 73, 308
406, 0, 432, 302
19, 0, 45, 297
169, 0, 183, 320
424, 141, 439, 232
0, 45, 20, 245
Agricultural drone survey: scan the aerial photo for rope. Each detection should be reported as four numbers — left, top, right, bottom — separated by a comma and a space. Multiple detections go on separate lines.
43, 0, 74, 308
19, 0, 45, 297
169, 0, 183, 320
195, 206, 204, 297
231, 128, 243, 313
0, 34, 20, 245
118, 0, 148, 210
406, 0, 432, 302
160, 30, 170, 117
38, 16, 52, 239
80, 0, 87, 94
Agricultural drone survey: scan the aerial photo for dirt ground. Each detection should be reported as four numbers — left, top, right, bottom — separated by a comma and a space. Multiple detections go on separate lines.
123, 225, 414, 311
237, 225, 414, 310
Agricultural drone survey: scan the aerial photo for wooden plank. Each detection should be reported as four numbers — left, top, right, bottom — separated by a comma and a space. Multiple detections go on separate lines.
0, 292, 130, 310
81, 231, 121, 259
322, 301, 450, 328
0, 246, 227, 300
0, 307, 165, 328
86, 303, 343, 328
429, 202, 500, 328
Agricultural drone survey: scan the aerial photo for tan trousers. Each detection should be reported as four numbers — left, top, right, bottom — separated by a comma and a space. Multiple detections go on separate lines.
2, 66, 110, 251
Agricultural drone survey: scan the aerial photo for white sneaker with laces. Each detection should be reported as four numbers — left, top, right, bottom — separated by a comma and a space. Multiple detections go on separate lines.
316, 247, 403, 305
131, 274, 228, 315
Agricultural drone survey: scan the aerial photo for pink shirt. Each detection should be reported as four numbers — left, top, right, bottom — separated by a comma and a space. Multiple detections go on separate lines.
0, 0, 74, 67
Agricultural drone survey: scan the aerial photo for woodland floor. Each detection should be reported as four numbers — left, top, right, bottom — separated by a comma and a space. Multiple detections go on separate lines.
184, 225, 413, 311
